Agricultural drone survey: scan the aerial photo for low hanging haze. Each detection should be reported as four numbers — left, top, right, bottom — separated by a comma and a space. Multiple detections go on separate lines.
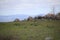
0, 0, 60, 22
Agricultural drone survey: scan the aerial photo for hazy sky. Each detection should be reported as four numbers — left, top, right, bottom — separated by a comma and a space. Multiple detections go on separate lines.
0, 0, 60, 16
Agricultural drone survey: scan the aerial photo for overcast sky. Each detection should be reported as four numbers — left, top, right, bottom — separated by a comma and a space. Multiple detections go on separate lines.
0, 0, 60, 16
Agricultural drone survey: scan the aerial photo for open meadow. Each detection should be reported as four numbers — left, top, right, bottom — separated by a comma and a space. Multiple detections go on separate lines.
0, 20, 60, 40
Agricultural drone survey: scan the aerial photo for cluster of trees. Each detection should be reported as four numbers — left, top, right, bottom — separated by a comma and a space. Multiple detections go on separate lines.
28, 12, 60, 21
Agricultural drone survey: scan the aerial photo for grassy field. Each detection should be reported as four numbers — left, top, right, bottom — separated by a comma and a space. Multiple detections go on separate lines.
0, 20, 60, 40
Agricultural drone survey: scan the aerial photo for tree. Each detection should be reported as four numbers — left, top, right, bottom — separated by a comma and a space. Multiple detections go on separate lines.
57, 12, 60, 16
44, 13, 56, 20
27, 16, 33, 21
55, 12, 60, 20
14, 18, 20, 22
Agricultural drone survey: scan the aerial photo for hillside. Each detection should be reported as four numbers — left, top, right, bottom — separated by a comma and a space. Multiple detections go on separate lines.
0, 20, 60, 40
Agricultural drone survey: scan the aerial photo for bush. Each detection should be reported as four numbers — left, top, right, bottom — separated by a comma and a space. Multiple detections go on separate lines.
14, 23, 20, 26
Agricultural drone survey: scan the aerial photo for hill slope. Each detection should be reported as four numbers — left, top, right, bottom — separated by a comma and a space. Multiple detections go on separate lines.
0, 20, 60, 40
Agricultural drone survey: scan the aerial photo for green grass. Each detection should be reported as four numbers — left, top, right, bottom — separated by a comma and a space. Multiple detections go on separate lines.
0, 20, 60, 40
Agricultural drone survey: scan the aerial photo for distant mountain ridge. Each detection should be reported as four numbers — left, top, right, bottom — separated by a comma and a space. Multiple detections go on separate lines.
0, 14, 29, 22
